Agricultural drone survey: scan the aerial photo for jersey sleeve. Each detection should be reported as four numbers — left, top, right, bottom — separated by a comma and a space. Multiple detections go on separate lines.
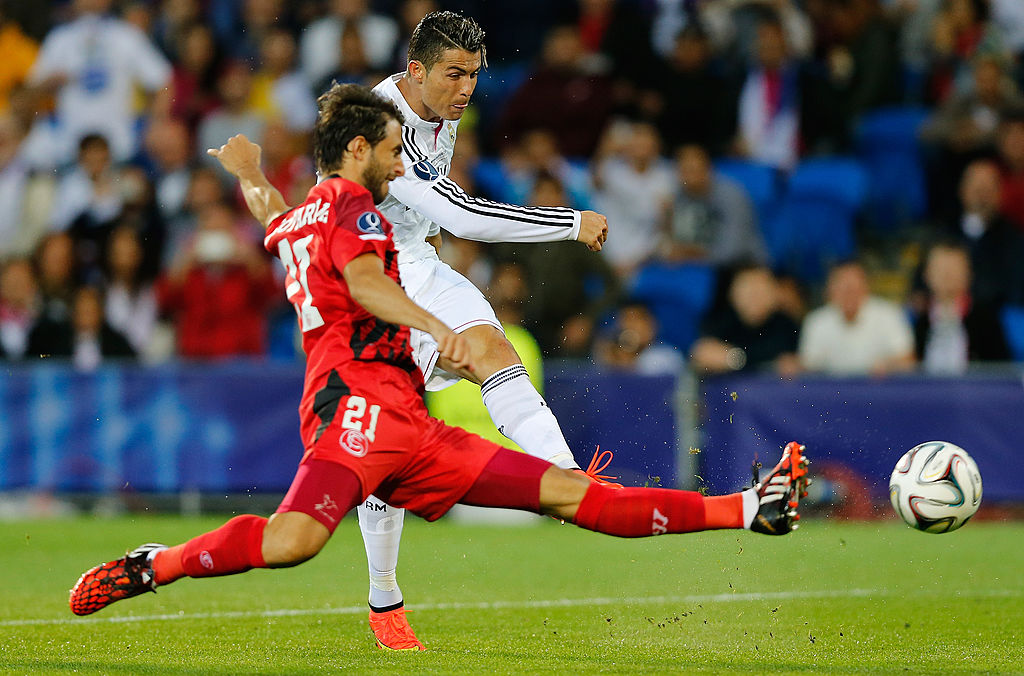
387, 173, 582, 244
327, 193, 390, 273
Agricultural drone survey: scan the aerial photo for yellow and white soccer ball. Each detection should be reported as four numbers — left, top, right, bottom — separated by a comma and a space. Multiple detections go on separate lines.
889, 441, 982, 533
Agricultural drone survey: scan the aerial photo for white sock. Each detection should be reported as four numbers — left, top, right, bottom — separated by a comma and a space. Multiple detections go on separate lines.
741, 488, 760, 529
480, 364, 579, 470
357, 494, 406, 610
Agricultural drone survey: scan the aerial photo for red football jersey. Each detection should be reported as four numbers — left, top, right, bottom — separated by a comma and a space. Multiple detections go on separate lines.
265, 176, 423, 447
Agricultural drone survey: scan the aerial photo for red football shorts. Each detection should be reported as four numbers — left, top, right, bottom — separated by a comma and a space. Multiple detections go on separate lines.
290, 365, 502, 522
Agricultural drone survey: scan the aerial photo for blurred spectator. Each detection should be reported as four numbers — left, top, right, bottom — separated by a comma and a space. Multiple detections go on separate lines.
913, 241, 1009, 373
922, 56, 1021, 155
0, 112, 55, 259
922, 55, 1022, 218
162, 165, 231, 267
997, 107, 1024, 229
34, 233, 77, 325
498, 173, 620, 357
150, 0, 202, 60
168, 22, 222, 133
197, 62, 266, 166
690, 264, 801, 375
144, 117, 193, 222
259, 121, 316, 208
661, 144, 768, 267
492, 129, 593, 209
573, 0, 658, 115
649, 24, 737, 155
810, 0, 901, 150
943, 158, 1024, 307
895, 0, 944, 91
653, 0, 813, 61
27, 0, 171, 166
391, 0, 439, 73
496, 25, 615, 158
157, 202, 278, 358
314, 21, 377, 93
991, 0, 1024, 56
50, 134, 122, 234
0, 8, 38, 112
251, 28, 317, 132
223, 0, 284, 65
301, 0, 399, 87
0, 258, 39, 359
115, 165, 167, 280
593, 300, 684, 374
927, 0, 1007, 103
103, 225, 157, 356
799, 260, 916, 375
735, 15, 801, 170
27, 284, 135, 369
592, 121, 675, 278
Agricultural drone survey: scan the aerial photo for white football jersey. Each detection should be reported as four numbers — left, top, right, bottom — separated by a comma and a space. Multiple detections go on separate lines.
372, 74, 581, 268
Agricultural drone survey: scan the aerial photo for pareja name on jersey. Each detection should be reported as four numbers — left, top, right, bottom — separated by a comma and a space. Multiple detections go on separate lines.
278, 198, 331, 234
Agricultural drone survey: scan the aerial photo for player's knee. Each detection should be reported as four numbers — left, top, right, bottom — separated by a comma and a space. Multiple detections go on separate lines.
538, 466, 591, 521
262, 513, 329, 567
470, 326, 521, 374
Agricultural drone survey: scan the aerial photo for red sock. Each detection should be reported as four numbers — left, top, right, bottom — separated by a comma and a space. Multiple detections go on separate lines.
573, 484, 743, 537
152, 514, 267, 586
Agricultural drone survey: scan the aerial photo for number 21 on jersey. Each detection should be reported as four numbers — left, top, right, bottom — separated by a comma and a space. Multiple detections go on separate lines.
278, 234, 324, 332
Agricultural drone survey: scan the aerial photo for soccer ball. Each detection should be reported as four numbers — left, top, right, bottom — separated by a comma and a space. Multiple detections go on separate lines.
889, 441, 982, 533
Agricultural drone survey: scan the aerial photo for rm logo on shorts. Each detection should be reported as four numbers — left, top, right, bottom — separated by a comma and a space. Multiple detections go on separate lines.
339, 428, 370, 457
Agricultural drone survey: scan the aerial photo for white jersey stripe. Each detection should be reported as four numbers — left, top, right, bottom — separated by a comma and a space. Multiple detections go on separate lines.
433, 179, 576, 224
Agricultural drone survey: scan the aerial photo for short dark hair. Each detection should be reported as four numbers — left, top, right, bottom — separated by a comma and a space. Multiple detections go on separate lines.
312, 83, 404, 174
408, 10, 487, 72
79, 133, 109, 154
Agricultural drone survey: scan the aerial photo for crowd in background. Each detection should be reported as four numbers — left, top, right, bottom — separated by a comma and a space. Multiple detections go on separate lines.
2, 0, 1024, 377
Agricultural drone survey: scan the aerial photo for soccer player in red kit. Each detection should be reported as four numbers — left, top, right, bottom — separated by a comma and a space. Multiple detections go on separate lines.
68, 85, 810, 644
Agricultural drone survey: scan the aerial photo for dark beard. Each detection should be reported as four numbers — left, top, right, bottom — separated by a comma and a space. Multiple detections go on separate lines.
362, 157, 390, 204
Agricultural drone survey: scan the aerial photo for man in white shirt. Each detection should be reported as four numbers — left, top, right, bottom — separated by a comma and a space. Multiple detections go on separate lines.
363, 10, 609, 650
28, 0, 170, 167
799, 260, 916, 375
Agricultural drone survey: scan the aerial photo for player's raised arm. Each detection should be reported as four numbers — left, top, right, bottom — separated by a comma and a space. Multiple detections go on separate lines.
207, 134, 290, 229
388, 174, 608, 251
342, 252, 472, 371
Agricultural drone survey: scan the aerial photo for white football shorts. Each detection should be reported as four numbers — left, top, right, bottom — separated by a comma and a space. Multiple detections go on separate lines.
400, 257, 503, 391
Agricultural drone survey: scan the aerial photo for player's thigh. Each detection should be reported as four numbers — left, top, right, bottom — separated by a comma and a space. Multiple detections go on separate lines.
408, 261, 507, 387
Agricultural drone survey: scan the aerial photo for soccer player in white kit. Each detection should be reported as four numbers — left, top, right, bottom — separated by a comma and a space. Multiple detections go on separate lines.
360, 11, 611, 650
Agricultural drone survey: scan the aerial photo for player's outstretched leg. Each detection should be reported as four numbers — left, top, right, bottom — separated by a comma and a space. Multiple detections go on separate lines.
569, 442, 809, 537
459, 442, 810, 538
357, 496, 424, 651
70, 459, 359, 616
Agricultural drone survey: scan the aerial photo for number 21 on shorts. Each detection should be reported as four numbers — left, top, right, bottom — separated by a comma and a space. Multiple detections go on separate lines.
342, 395, 381, 442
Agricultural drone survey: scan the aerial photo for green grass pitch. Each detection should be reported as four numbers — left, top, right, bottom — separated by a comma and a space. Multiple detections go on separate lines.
1, 515, 1021, 674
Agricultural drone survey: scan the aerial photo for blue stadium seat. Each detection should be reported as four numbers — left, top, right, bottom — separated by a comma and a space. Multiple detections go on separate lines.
713, 159, 782, 213
767, 158, 869, 281
1001, 306, 1024, 362
628, 262, 716, 352
855, 106, 930, 229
